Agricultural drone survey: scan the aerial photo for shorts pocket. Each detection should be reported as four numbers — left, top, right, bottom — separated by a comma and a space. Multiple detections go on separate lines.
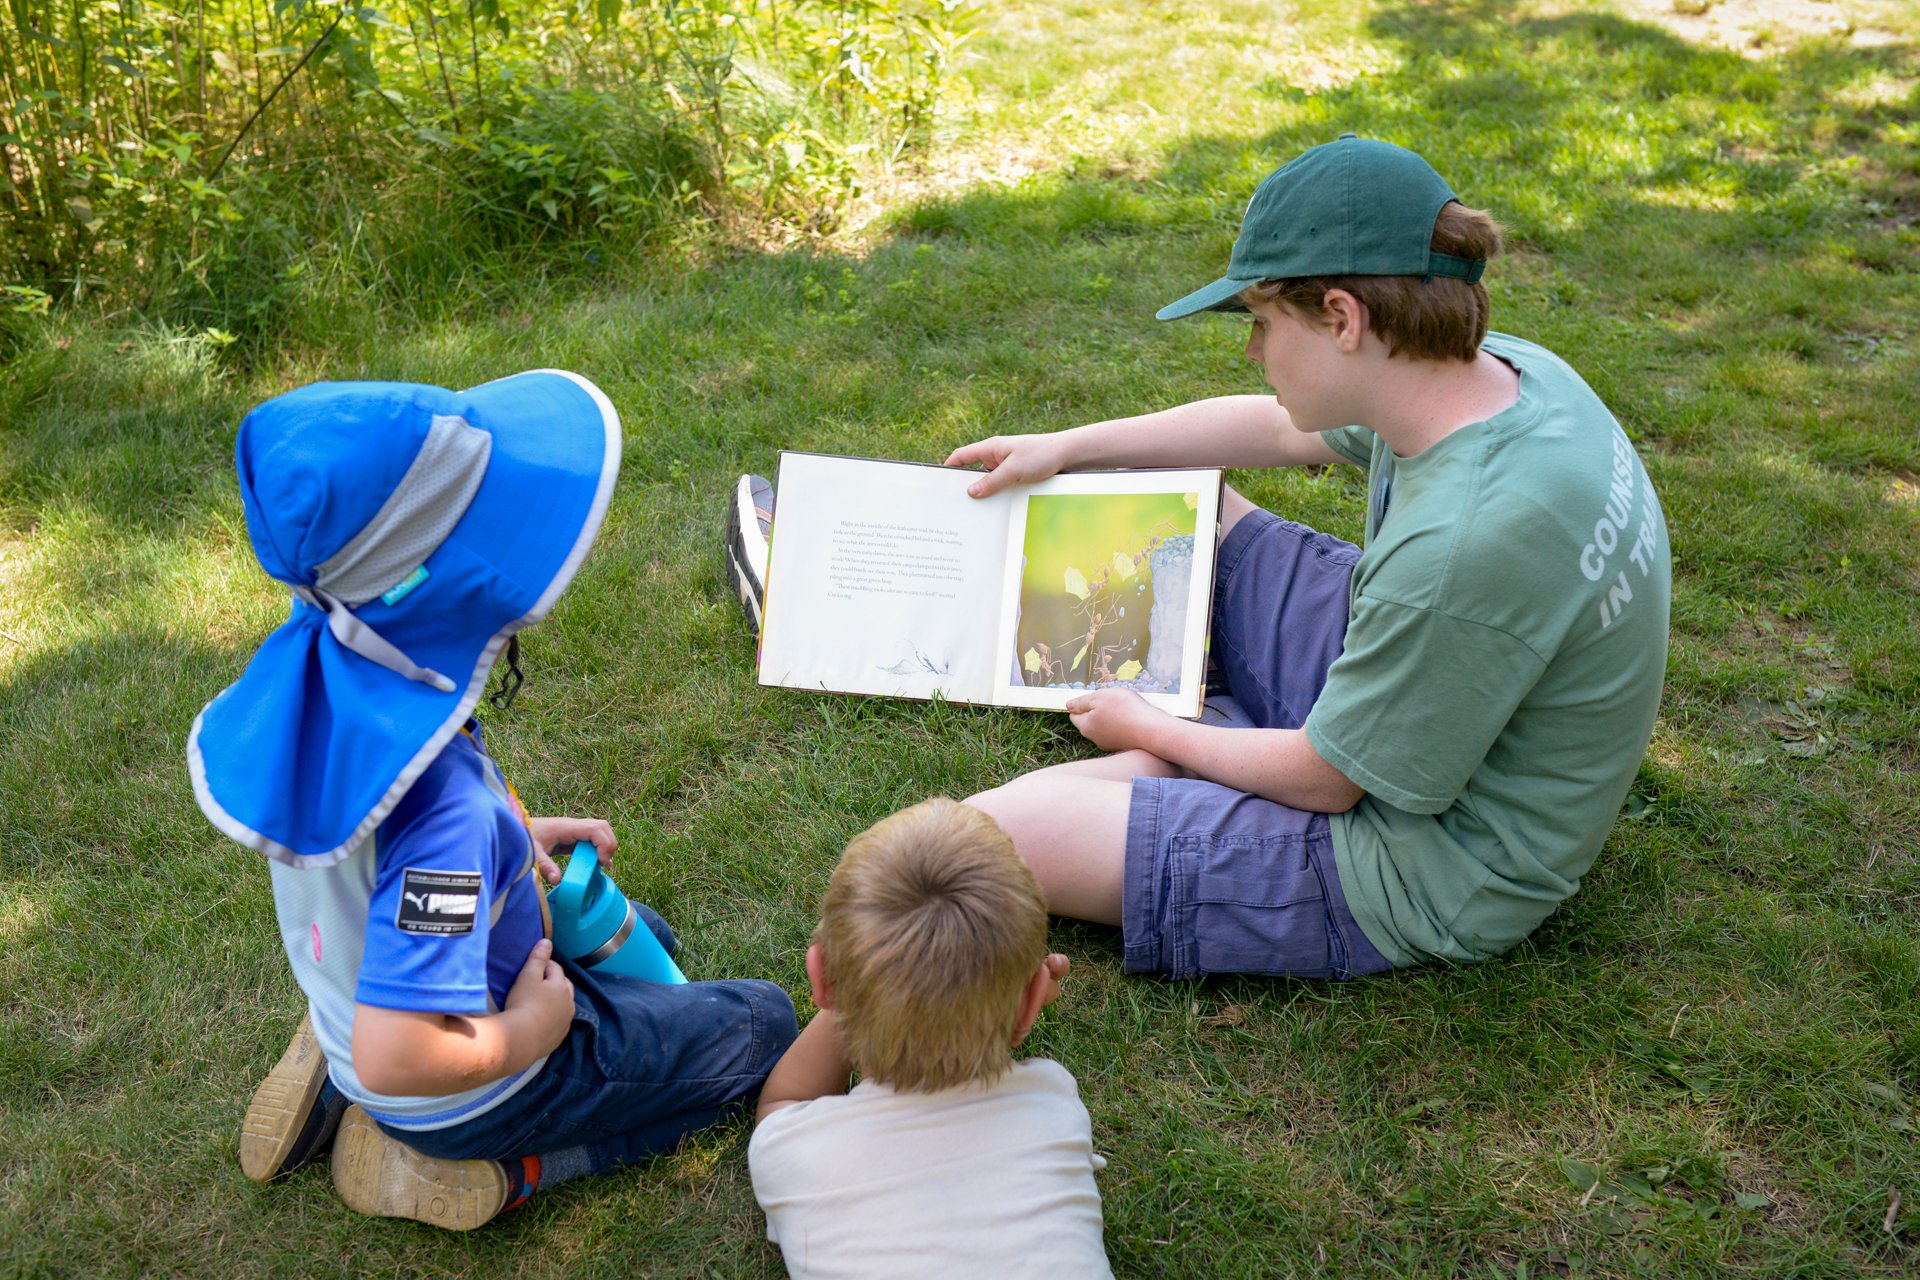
1176, 833, 1336, 978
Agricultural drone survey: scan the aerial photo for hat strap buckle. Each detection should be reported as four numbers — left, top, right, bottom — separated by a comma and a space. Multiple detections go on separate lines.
1425, 251, 1485, 284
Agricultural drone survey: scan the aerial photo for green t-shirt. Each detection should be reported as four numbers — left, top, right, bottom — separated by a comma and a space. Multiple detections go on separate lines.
1306, 332, 1670, 965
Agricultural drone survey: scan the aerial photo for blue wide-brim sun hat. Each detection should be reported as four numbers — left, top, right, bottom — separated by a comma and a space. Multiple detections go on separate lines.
188, 370, 620, 867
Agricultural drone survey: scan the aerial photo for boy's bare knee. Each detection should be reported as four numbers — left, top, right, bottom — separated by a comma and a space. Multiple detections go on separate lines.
1220, 485, 1259, 540
1113, 749, 1182, 779
959, 787, 999, 813
960, 786, 1019, 835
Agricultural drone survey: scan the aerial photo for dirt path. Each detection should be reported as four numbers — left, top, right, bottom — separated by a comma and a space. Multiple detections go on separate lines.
1614, 0, 1909, 53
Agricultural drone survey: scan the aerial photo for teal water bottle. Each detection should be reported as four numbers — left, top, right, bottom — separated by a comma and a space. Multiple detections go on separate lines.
546, 841, 687, 984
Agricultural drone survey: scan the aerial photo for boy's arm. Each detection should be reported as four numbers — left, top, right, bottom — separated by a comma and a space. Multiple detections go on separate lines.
1068, 692, 1365, 814
946, 395, 1348, 498
755, 1011, 854, 1126
351, 938, 575, 1097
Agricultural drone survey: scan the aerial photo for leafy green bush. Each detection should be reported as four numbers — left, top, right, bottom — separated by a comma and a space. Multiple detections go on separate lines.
0, 0, 980, 332
421, 79, 708, 241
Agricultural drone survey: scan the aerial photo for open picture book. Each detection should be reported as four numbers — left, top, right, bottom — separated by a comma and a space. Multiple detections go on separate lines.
757, 452, 1225, 717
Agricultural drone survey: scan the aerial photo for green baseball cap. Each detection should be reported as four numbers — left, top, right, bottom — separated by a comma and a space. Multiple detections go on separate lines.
1157, 134, 1486, 321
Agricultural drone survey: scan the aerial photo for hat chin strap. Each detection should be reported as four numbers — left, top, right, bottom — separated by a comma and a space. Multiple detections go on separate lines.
292, 585, 458, 693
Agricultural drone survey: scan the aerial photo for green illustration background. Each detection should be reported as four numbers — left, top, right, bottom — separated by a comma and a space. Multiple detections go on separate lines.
1015, 491, 1197, 685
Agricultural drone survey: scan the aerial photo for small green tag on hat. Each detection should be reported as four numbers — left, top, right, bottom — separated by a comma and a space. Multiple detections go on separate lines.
381, 565, 430, 606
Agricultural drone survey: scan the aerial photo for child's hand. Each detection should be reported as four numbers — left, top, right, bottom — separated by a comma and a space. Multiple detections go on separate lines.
1065, 687, 1166, 753
529, 815, 616, 885
943, 432, 1077, 498
1010, 953, 1073, 1049
505, 938, 575, 1050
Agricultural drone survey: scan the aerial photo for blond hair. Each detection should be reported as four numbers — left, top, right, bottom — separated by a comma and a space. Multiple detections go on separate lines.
1241, 202, 1505, 362
815, 798, 1048, 1092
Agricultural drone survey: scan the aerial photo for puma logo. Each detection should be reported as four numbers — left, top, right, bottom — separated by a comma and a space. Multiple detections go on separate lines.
396, 867, 482, 934
403, 891, 477, 915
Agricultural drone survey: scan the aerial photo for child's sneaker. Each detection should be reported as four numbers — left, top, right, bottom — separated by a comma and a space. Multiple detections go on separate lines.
239, 1014, 346, 1182
331, 1106, 511, 1231
725, 473, 775, 636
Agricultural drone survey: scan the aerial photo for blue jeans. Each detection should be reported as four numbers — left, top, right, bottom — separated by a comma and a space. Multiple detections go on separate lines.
386, 909, 797, 1174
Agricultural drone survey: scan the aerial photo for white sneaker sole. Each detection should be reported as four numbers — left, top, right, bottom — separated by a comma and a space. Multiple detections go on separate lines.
726, 475, 770, 635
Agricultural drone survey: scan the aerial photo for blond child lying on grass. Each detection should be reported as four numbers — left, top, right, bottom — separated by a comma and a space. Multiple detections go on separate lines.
750, 798, 1112, 1279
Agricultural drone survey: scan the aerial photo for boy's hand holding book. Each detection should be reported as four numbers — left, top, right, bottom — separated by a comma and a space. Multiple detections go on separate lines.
1064, 688, 1164, 754
944, 432, 1080, 498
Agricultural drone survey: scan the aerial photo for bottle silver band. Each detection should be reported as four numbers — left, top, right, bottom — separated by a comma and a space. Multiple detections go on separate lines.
578, 902, 637, 968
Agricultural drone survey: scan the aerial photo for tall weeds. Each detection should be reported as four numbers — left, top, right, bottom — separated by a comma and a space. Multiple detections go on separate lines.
0, 0, 980, 336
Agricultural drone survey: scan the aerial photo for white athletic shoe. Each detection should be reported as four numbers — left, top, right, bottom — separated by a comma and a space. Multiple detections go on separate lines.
726, 473, 775, 637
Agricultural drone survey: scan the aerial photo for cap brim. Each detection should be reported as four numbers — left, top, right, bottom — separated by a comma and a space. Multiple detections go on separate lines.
1155, 275, 1260, 321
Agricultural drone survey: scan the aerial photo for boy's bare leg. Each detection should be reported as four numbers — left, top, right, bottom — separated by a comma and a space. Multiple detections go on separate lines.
1021, 748, 1183, 784
966, 751, 1180, 925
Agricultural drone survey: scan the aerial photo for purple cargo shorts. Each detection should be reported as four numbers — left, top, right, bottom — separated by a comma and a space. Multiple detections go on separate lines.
1122, 510, 1393, 981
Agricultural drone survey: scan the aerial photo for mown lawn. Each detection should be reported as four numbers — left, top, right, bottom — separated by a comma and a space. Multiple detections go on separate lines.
2, 1, 1916, 1276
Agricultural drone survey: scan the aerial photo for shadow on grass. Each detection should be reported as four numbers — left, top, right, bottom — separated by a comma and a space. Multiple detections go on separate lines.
894, 4, 1916, 332
0, 622, 285, 1114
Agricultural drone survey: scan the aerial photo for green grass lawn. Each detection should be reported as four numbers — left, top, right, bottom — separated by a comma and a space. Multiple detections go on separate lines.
3, 1, 1917, 1276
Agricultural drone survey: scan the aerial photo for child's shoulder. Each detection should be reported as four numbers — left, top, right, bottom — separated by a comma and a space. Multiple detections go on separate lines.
754, 1058, 1082, 1136
341, 724, 532, 913
893, 1058, 1084, 1109
1004, 1056, 1080, 1095
382, 724, 502, 837
749, 1059, 1091, 1186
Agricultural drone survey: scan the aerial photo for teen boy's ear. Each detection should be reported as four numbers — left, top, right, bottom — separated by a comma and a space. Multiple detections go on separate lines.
804, 942, 835, 1011
1011, 953, 1071, 1047
1322, 288, 1371, 353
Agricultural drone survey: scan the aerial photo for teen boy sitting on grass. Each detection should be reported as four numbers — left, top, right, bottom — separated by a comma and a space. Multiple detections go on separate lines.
949, 136, 1673, 978
749, 798, 1110, 1279
192, 372, 796, 1230
728, 135, 1670, 980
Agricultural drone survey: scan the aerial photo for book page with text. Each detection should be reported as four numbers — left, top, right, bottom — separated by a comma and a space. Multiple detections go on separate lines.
758, 453, 1010, 703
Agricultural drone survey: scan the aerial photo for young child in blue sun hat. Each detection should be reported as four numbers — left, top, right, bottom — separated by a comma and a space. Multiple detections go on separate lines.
190, 370, 797, 1230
